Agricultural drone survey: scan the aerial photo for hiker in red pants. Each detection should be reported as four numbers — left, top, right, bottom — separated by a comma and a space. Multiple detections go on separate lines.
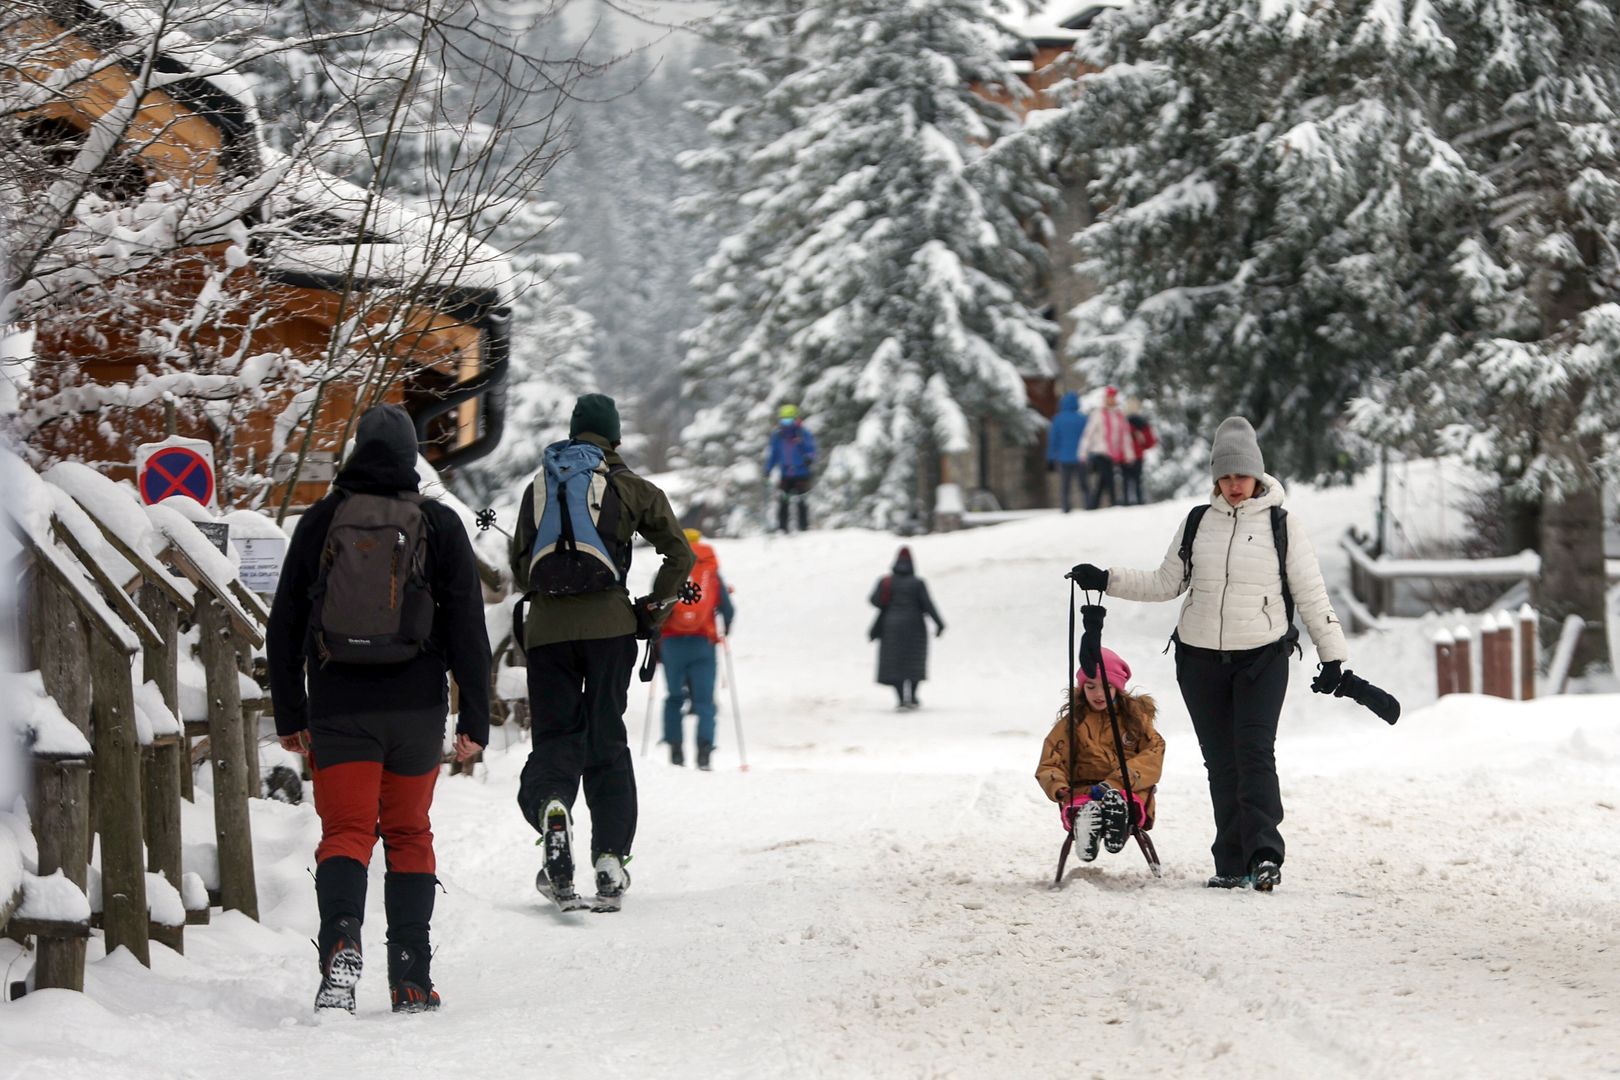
268, 405, 490, 1014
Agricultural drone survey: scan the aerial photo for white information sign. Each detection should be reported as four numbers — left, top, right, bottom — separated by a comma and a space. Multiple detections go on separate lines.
232, 534, 287, 595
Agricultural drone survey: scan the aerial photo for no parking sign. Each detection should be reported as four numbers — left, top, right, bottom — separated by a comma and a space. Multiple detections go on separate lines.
136, 437, 217, 508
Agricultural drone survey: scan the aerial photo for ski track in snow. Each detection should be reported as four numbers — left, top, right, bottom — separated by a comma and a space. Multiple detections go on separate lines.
4, 466, 1620, 1078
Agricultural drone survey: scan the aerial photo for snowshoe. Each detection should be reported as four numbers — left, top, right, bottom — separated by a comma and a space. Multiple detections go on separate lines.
535, 800, 588, 912
1251, 859, 1282, 893
1099, 789, 1131, 854
1070, 801, 1102, 863
591, 853, 631, 913
387, 944, 440, 1013
314, 917, 363, 1013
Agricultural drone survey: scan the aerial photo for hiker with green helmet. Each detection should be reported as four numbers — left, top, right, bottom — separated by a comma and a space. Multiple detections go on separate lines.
508, 393, 694, 912
765, 403, 818, 533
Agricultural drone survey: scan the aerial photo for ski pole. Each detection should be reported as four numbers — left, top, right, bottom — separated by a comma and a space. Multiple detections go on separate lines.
720, 635, 749, 772
639, 664, 657, 758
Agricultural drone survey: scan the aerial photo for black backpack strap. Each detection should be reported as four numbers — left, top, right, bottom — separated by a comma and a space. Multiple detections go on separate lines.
1177, 504, 1210, 592
597, 462, 633, 579
1271, 506, 1301, 657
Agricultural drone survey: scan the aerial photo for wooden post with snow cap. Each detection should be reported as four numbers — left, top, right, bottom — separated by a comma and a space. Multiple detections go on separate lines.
1483, 612, 1515, 699
1452, 622, 1474, 695
1433, 627, 1457, 698
1517, 605, 1537, 701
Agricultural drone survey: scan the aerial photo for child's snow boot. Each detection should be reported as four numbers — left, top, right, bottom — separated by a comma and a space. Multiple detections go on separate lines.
669, 742, 685, 766
535, 799, 588, 911
1099, 788, 1131, 854
314, 916, 363, 1013
591, 852, 631, 913
1070, 800, 1103, 863
696, 743, 713, 771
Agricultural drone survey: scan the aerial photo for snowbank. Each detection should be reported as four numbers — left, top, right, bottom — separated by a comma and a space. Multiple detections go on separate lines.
5, 671, 92, 759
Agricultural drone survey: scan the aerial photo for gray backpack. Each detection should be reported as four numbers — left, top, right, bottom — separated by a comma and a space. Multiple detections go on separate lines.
311, 492, 434, 664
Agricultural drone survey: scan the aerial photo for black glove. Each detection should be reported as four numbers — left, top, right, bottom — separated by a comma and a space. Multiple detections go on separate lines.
1067, 563, 1109, 591
632, 595, 661, 640
1311, 661, 1343, 695
934, 623, 946, 638
1334, 669, 1402, 725
1077, 603, 1105, 677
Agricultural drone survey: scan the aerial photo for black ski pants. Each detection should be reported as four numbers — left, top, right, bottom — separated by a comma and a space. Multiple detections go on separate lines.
777, 476, 812, 532
517, 635, 640, 858
1085, 455, 1116, 510
1176, 639, 1290, 877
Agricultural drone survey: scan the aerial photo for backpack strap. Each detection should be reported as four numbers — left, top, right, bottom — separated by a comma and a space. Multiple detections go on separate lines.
1177, 504, 1210, 593
1271, 506, 1301, 657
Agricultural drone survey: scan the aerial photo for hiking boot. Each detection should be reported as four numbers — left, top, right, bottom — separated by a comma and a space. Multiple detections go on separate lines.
1070, 801, 1103, 863
696, 743, 713, 771
591, 853, 631, 913
535, 800, 587, 911
1206, 874, 1250, 889
387, 943, 440, 1013
314, 916, 363, 1013
1251, 858, 1282, 893
1098, 788, 1131, 854
669, 743, 685, 767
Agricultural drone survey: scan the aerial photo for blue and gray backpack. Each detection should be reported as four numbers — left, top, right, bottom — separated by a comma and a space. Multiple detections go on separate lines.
526, 440, 630, 596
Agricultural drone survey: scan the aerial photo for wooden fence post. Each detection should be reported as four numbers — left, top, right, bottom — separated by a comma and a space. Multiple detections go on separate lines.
138, 584, 185, 947
1518, 604, 1538, 701
199, 595, 258, 920
1453, 623, 1473, 695
29, 572, 93, 990
236, 638, 262, 800
1486, 612, 1516, 699
1433, 629, 1456, 697
88, 625, 150, 966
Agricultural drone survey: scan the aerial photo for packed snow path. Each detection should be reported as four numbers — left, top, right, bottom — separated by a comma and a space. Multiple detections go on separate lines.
5, 471, 1619, 1078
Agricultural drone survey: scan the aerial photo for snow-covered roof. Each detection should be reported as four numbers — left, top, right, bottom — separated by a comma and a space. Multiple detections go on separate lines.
1004, 1, 1129, 46
264, 152, 518, 309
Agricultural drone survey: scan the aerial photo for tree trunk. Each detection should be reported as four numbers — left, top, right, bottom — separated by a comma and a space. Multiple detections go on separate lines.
1535, 479, 1610, 676
90, 629, 150, 967
199, 597, 258, 920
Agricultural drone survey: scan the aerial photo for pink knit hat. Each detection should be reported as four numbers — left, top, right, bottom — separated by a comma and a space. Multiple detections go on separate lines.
1077, 647, 1131, 691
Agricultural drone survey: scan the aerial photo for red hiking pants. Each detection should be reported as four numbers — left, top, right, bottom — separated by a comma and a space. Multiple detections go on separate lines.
312, 760, 439, 874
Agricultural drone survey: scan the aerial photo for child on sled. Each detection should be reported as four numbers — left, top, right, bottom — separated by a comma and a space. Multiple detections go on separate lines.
1036, 647, 1166, 862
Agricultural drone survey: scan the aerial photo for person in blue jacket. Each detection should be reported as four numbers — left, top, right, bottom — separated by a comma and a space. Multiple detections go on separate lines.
765, 404, 818, 532
1046, 391, 1088, 513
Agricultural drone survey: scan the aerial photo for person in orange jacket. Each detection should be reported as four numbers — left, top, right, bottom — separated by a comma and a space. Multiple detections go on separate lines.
660, 528, 736, 769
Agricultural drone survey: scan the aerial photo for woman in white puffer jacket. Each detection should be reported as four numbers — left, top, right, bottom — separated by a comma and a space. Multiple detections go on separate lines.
1069, 417, 1348, 893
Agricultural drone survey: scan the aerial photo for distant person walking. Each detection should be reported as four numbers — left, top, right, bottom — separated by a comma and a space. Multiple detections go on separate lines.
1122, 398, 1158, 506
509, 394, 695, 913
868, 547, 945, 710
267, 405, 491, 1014
765, 403, 818, 533
660, 528, 736, 770
1046, 391, 1088, 514
1080, 387, 1137, 510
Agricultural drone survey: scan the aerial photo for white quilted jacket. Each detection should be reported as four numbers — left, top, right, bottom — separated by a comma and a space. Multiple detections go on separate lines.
1105, 476, 1348, 662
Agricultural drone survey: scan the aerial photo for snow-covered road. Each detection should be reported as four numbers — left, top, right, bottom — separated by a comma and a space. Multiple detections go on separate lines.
5, 472, 1619, 1078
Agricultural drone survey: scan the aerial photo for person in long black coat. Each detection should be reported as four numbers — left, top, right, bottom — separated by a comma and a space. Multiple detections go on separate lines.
869, 547, 945, 709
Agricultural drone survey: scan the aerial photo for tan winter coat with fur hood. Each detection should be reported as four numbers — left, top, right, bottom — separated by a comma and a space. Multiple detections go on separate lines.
1036, 693, 1166, 821
1104, 475, 1348, 662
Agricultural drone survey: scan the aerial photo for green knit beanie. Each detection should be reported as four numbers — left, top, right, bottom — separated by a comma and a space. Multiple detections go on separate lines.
570, 393, 621, 444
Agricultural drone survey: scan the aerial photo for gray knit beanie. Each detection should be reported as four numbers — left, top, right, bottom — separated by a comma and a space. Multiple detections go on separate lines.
1210, 416, 1265, 479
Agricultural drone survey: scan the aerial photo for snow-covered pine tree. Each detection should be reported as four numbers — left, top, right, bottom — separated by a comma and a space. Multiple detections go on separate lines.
681, 0, 1054, 530
1049, 1, 1487, 482
452, 198, 596, 511
1351, 0, 1620, 675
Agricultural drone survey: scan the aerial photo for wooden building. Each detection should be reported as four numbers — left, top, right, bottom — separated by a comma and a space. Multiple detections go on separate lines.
10, 2, 510, 511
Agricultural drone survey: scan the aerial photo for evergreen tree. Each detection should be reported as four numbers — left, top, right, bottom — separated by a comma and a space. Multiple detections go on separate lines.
1353, 0, 1620, 674
681, 0, 1054, 530
1048, 1, 1485, 482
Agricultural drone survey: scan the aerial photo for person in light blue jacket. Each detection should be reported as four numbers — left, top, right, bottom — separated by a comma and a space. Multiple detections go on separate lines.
1046, 391, 1088, 513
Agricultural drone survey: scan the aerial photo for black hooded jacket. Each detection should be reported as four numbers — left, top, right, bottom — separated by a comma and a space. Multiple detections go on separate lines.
267, 408, 492, 745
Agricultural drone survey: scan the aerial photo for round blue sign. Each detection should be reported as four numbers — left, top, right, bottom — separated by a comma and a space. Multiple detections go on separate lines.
140, 446, 215, 506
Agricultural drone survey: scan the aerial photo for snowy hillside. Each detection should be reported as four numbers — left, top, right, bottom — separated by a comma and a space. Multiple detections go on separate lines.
4, 469, 1619, 1078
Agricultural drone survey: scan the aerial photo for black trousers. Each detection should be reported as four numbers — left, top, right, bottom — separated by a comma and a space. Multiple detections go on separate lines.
517, 635, 640, 857
1085, 455, 1116, 509
777, 476, 812, 532
1120, 460, 1144, 505
1176, 640, 1289, 877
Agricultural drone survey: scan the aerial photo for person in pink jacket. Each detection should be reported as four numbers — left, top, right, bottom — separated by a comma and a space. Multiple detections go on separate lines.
1080, 387, 1138, 510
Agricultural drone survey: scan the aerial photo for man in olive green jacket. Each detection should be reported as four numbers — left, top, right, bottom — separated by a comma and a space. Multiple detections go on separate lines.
510, 394, 694, 911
